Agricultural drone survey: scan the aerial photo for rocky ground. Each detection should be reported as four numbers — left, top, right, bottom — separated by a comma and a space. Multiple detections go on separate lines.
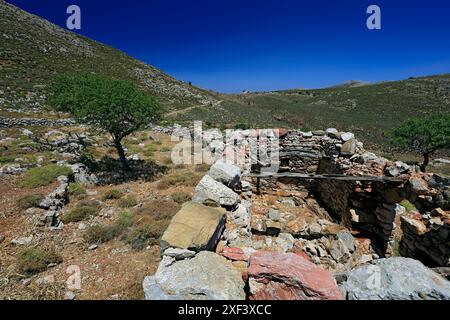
1, 118, 449, 300
0, 123, 208, 300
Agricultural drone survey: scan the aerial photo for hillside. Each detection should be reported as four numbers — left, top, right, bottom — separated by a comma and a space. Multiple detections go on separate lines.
173, 74, 450, 153
1, 0, 449, 154
0, 0, 219, 111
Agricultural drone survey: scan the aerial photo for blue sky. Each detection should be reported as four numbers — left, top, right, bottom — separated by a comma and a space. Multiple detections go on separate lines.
7, 0, 450, 93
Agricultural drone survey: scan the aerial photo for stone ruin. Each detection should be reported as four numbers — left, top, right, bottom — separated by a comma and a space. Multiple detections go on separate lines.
143, 128, 450, 300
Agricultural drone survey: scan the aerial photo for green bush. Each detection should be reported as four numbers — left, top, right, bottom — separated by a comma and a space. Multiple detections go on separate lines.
20, 165, 73, 188
17, 194, 44, 209
117, 211, 134, 229
128, 222, 167, 249
400, 199, 417, 212
69, 183, 87, 199
0, 156, 16, 164
102, 189, 124, 201
170, 191, 191, 204
84, 224, 122, 244
118, 195, 138, 208
84, 211, 133, 244
61, 204, 100, 223
157, 172, 201, 190
160, 146, 171, 152
17, 248, 63, 275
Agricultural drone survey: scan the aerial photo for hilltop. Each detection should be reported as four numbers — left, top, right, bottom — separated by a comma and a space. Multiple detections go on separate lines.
0, 0, 219, 112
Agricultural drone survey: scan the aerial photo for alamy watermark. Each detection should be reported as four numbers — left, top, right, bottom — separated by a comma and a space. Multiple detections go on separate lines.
66, 5, 81, 30
169, 121, 280, 173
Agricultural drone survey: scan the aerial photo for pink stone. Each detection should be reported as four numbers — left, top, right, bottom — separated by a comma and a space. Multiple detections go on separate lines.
248, 251, 343, 300
221, 247, 247, 261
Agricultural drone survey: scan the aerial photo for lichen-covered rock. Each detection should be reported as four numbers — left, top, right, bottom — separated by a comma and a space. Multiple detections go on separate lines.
143, 251, 245, 300
193, 175, 239, 207
160, 202, 226, 252
247, 251, 343, 300
342, 257, 450, 300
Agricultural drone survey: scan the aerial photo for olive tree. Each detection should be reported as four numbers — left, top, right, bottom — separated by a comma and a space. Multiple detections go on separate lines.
387, 113, 450, 172
48, 74, 163, 171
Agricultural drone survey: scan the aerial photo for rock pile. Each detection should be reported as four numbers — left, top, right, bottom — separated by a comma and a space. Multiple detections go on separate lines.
342, 257, 450, 300
142, 128, 450, 300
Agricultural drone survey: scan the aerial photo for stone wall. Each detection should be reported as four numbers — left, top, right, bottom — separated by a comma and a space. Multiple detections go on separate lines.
0, 116, 75, 127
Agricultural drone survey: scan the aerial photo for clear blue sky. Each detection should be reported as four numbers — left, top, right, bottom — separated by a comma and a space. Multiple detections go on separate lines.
7, 0, 450, 93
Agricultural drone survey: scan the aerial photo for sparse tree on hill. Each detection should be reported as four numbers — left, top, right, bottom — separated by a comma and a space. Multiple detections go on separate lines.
387, 113, 450, 172
48, 74, 163, 171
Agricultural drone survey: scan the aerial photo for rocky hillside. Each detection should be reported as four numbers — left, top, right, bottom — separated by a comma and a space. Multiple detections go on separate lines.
175, 73, 450, 153
0, 0, 219, 111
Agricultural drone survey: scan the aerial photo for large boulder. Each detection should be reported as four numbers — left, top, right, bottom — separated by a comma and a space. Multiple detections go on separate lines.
208, 159, 241, 188
193, 175, 239, 207
342, 257, 450, 300
143, 251, 246, 300
247, 251, 343, 300
160, 202, 226, 252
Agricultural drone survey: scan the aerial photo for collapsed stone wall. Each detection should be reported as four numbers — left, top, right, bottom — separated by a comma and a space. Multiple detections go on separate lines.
143, 127, 450, 300
258, 128, 450, 262
0, 116, 75, 127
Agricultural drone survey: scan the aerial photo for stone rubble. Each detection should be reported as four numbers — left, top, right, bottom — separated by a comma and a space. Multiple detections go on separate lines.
143, 128, 450, 300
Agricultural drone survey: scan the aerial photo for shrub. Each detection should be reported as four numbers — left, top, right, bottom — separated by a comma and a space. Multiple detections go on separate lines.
17, 194, 44, 210
170, 191, 191, 204
162, 157, 173, 165
20, 165, 73, 188
129, 200, 180, 249
195, 164, 210, 172
84, 224, 122, 244
400, 199, 417, 212
143, 149, 154, 157
160, 146, 171, 153
68, 183, 86, 199
118, 195, 138, 208
17, 248, 63, 275
102, 189, 124, 201
128, 223, 167, 249
156, 179, 170, 190
84, 211, 133, 244
117, 211, 134, 229
0, 156, 16, 164
157, 172, 202, 190
61, 204, 100, 223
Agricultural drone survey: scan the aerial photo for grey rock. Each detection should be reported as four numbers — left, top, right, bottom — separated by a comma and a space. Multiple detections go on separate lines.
341, 139, 356, 156
11, 236, 33, 245
207, 160, 241, 188
329, 239, 351, 263
143, 251, 245, 300
341, 132, 355, 142
343, 257, 450, 300
275, 233, 295, 252
336, 232, 355, 253
163, 248, 196, 260
192, 175, 239, 207
268, 209, 281, 221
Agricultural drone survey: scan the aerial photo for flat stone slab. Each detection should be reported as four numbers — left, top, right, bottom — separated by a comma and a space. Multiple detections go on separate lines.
160, 202, 226, 252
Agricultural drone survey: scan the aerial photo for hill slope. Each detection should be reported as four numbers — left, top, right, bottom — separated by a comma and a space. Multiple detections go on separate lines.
1, 0, 449, 153
174, 74, 450, 151
0, 0, 219, 111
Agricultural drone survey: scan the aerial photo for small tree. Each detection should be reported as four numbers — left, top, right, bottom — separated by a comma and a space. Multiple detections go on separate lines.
387, 113, 450, 172
48, 74, 163, 171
